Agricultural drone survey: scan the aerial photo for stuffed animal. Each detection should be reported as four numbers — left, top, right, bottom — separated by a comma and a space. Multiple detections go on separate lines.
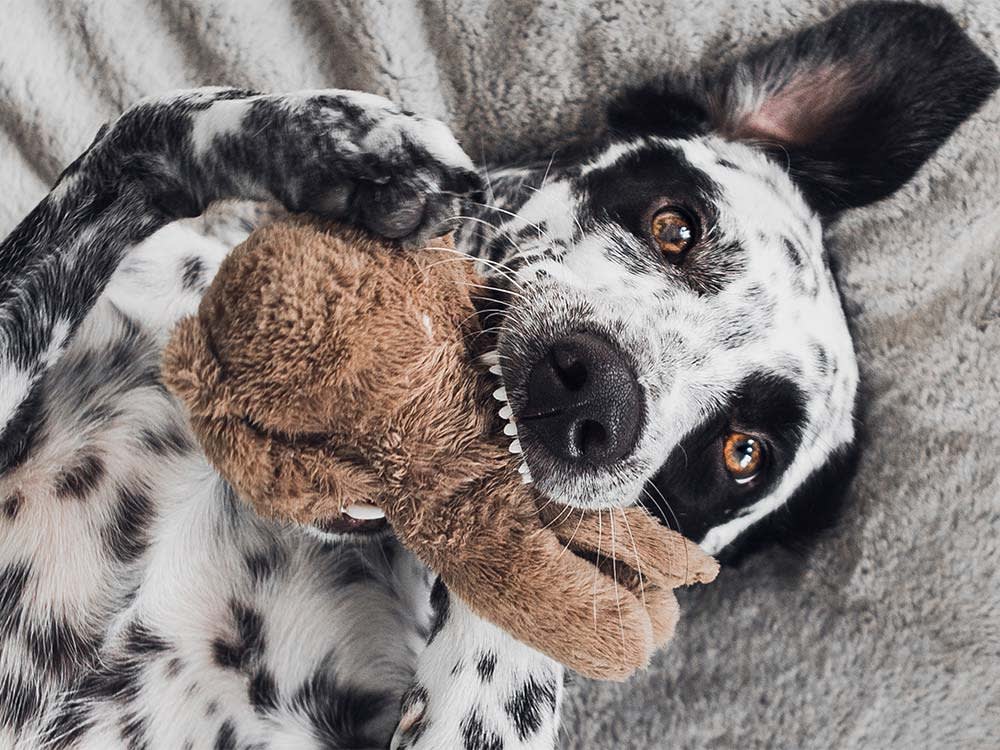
162, 217, 717, 680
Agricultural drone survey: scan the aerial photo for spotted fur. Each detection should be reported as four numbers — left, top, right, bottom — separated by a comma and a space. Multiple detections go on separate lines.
0, 4, 996, 749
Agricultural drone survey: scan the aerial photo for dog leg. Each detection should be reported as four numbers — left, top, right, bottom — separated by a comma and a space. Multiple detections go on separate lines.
0, 86, 479, 475
392, 580, 563, 750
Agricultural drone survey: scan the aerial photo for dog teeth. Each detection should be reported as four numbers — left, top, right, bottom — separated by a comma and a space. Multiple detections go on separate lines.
492, 387, 508, 402
499, 405, 513, 420
488, 364, 502, 376
518, 462, 530, 474
503, 421, 518, 437
520, 471, 533, 484
479, 350, 500, 367
343, 502, 385, 521
509, 439, 522, 454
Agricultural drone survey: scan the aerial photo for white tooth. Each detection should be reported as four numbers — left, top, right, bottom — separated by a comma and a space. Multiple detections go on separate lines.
488, 364, 503, 376
499, 405, 513, 420
520, 472, 533, 484
509, 439, 522, 454
344, 502, 385, 521
479, 350, 500, 366
518, 462, 530, 474
492, 387, 508, 402
503, 422, 518, 437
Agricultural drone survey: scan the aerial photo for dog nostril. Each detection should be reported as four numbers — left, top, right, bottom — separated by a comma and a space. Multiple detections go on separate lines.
574, 420, 608, 458
520, 331, 643, 467
551, 347, 588, 391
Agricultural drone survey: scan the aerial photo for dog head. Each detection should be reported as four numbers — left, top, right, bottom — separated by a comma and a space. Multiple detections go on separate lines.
468, 3, 998, 561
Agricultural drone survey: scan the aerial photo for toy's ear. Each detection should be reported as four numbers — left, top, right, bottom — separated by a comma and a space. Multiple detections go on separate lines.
609, 3, 999, 216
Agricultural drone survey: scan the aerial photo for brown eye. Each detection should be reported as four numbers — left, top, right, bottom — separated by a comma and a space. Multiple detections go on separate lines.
723, 432, 764, 484
650, 207, 697, 258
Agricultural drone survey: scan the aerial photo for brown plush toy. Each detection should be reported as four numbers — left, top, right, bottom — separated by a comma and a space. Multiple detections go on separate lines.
162, 217, 717, 681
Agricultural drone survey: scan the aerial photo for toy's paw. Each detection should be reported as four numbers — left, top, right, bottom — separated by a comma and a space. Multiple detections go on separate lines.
276, 91, 483, 245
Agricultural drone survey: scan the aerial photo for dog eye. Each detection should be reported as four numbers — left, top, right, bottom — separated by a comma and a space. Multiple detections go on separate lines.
650, 207, 697, 258
722, 432, 764, 484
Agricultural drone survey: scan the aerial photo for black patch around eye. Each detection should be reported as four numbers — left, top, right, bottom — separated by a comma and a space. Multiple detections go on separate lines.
641, 372, 808, 546
581, 143, 718, 238
720, 440, 860, 566
580, 143, 741, 295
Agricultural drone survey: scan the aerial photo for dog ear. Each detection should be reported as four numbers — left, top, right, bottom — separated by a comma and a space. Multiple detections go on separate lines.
609, 2, 999, 216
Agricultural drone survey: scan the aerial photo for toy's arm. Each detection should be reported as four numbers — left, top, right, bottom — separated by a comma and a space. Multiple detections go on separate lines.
392, 580, 563, 750
0, 86, 478, 475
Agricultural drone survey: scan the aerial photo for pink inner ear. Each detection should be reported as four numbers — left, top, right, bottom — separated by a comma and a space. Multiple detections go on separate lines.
734, 64, 860, 147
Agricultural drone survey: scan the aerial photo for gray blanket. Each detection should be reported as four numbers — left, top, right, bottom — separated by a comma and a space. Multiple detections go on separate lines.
2, 1, 997, 747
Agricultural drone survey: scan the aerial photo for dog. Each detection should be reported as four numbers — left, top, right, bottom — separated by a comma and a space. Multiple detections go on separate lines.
0, 3, 995, 748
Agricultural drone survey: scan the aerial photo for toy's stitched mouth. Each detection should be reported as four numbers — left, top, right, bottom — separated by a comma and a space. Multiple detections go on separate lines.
314, 510, 388, 536
239, 417, 389, 535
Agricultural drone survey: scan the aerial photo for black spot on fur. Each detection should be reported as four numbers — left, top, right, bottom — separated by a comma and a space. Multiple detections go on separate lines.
25, 617, 101, 678
0, 561, 30, 633
123, 620, 170, 656
782, 238, 804, 269
244, 545, 283, 585
212, 601, 265, 672
476, 651, 497, 682
139, 425, 192, 456
461, 711, 503, 750
214, 719, 236, 750
205, 700, 219, 717
165, 657, 184, 679
249, 669, 278, 712
102, 484, 155, 564
0, 670, 43, 733
426, 577, 449, 645
505, 676, 557, 740
1, 492, 23, 520
290, 670, 391, 748
120, 710, 150, 750
89, 658, 143, 702
40, 697, 91, 748
0, 382, 45, 475
55, 452, 106, 500
332, 553, 371, 588
181, 256, 207, 292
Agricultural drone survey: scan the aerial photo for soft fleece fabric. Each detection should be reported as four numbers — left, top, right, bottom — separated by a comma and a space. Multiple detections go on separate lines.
0, 1, 997, 747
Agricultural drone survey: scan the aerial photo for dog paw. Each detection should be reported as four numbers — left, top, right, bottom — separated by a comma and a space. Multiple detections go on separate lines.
274, 91, 483, 245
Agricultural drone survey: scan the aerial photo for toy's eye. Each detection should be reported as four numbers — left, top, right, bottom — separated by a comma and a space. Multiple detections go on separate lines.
650, 207, 697, 258
723, 432, 765, 484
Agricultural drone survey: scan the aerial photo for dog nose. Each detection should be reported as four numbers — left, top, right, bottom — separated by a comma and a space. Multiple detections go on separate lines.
520, 332, 643, 466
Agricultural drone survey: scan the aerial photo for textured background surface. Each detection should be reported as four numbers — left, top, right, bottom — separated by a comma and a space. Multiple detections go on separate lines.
1, 1, 997, 747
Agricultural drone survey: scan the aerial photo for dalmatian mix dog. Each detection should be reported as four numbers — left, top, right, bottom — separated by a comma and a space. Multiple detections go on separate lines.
0, 2, 996, 748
